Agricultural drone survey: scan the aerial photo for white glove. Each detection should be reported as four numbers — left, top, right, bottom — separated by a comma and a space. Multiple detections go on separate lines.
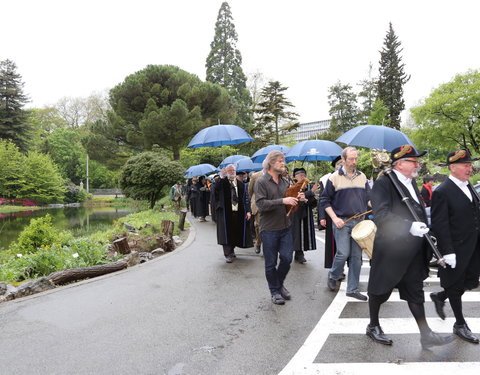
409, 221, 429, 237
444, 253, 456, 268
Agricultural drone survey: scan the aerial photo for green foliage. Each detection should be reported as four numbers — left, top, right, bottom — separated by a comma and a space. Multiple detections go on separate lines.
0, 59, 31, 151
328, 81, 359, 133
180, 145, 237, 170
0, 139, 26, 199
90, 65, 236, 161
254, 81, 299, 146
367, 99, 389, 126
377, 23, 410, 130
357, 63, 378, 125
411, 70, 480, 154
119, 151, 184, 209
12, 214, 72, 254
206, 1, 253, 129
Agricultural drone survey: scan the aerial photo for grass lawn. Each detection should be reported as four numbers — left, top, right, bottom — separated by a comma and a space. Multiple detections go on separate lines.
0, 205, 41, 214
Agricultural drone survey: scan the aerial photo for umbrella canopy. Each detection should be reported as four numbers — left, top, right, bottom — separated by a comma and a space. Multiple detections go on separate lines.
335, 125, 415, 152
187, 124, 254, 148
218, 155, 249, 169
184, 163, 217, 178
234, 158, 263, 172
250, 144, 291, 163
285, 140, 343, 163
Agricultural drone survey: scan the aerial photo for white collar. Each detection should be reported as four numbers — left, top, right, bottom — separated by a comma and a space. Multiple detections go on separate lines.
392, 169, 412, 185
449, 175, 469, 188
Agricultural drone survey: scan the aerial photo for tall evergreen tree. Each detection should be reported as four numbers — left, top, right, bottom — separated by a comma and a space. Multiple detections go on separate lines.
357, 63, 378, 125
0, 59, 30, 150
377, 23, 410, 130
205, 2, 253, 129
254, 81, 299, 145
328, 81, 359, 133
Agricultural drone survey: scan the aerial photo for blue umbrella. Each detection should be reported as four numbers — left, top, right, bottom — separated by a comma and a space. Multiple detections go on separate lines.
234, 158, 263, 172
250, 145, 291, 163
285, 140, 343, 163
184, 163, 217, 178
187, 124, 254, 148
218, 155, 249, 169
335, 125, 415, 152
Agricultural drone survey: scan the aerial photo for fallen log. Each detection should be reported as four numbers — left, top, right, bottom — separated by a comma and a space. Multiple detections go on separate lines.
47, 260, 128, 285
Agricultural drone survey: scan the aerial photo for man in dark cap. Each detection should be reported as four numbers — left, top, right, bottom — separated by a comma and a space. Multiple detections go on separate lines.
291, 167, 317, 263
430, 149, 480, 344
367, 144, 454, 349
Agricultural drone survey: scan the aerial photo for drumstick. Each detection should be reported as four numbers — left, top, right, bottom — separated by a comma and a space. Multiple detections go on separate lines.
343, 210, 372, 224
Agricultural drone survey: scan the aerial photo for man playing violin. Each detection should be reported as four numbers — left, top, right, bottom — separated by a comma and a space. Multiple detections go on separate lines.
254, 150, 301, 305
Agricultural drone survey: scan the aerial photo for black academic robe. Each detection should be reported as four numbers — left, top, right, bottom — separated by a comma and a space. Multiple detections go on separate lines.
291, 187, 317, 252
368, 172, 430, 296
214, 177, 253, 248
431, 179, 480, 290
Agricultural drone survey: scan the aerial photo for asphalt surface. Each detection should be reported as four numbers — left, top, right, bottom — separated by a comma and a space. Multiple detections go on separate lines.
0, 216, 334, 375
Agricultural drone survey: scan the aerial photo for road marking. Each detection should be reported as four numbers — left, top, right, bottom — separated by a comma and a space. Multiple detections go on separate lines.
279, 270, 480, 375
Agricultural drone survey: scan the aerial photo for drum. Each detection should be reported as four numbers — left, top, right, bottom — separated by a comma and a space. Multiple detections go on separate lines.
351, 220, 377, 259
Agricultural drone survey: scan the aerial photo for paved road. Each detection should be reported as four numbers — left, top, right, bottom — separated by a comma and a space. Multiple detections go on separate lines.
1, 215, 479, 375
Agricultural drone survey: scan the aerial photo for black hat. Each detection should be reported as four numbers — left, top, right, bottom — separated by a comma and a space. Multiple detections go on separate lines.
390, 144, 426, 163
445, 149, 479, 165
330, 155, 341, 168
293, 167, 307, 176
236, 171, 247, 175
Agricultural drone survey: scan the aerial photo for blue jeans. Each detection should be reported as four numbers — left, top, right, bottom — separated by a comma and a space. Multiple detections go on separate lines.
330, 218, 363, 293
261, 227, 293, 295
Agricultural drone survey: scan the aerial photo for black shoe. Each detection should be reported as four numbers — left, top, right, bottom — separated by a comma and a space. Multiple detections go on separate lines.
366, 324, 393, 345
327, 277, 337, 291
346, 291, 368, 301
454, 323, 480, 344
430, 292, 446, 320
271, 293, 285, 305
225, 256, 233, 263
296, 255, 307, 264
255, 245, 261, 254
280, 286, 291, 300
421, 331, 455, 349
339, 273, 346, 281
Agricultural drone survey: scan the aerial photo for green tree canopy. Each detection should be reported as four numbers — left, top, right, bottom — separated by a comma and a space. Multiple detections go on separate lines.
377, 23, 410, 130
357, 63, 378, 125
89, 65, 235, 161
328, 81, 359, 133
367, 99, 389, 126
119, 151, 184, 209
0, 139, 26, 198
206, 1, 253, 129
0, 59, 31, 151
254, 81, 299, 146
410, 70, 480, 154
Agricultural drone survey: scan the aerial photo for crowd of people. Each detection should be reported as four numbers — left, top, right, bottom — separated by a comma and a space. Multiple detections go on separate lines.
175, 145, 479, 348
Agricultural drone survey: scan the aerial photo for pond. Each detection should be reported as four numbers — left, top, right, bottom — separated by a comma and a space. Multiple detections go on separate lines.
0, 206, 135, 251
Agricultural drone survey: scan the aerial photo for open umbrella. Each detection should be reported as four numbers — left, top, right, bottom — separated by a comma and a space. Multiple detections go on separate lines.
234, 158, 263, 172
218, 155, 249, 169
187, 124, 254, 148
285, 140, 343, 163
250, 145, 291, 163
184, 163, 217, 178
335, 125, 415, 152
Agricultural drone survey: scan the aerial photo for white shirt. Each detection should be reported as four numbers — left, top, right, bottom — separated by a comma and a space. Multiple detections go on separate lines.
449, 175, 472, 202
392, 169, 420, 204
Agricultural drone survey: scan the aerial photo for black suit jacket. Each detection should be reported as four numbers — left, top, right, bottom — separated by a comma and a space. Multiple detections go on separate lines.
431, 178, 480, 289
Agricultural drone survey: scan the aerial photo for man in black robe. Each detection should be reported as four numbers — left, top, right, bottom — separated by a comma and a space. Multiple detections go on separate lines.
214, 164, 253, 263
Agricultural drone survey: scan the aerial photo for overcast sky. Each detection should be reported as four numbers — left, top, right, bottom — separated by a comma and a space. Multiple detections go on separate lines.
3, 0, 480, 123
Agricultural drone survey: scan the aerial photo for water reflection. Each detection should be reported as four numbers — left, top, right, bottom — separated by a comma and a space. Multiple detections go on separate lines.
0, 206, 134, 250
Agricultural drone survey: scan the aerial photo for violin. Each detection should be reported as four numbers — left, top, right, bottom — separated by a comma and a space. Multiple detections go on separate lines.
285, 178, 310, 216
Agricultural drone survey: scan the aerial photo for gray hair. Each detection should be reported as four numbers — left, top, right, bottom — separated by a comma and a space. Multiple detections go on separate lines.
262, 150, 284, 170
342, 146, 358, 160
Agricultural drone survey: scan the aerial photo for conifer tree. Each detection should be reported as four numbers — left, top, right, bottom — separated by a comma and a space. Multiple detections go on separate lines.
205, 2, 253, 129
0, 59, 30, 150
328, 81, 359, 133
377, 23, 410, 130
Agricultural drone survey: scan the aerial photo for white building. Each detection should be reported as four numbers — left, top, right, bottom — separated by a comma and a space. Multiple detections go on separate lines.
293, 119, 331, 141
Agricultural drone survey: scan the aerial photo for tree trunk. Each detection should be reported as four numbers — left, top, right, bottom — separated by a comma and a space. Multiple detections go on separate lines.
162, 220, 174, 236
113, 237, 131, 254
47, 261, 128, 285
178, 209, 187, 231
156, 236, 175, 252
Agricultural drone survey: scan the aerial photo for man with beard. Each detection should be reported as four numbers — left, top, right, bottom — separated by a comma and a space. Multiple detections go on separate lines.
366, 145, 454, 349
214, 164, 253, 263
430, 149, 480, 344
254, 151, 299, 305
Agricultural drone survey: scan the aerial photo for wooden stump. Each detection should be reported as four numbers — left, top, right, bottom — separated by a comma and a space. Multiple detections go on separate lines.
162, 220, 174, 237
156, 235, 175, 252
47, 260, 128, 285
178, 209, 187, 231
113, 237, 131, 254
